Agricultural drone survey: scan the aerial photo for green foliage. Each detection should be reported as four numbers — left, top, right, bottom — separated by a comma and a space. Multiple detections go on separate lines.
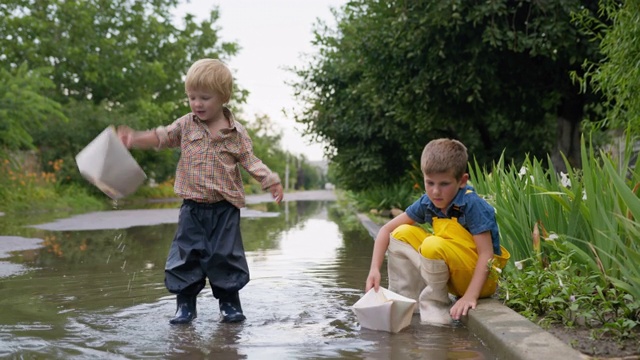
0, 0, 295, 193
0, 0, 318, 216
239, 113, 324, 191
242, 113, 286, 183
346, 182, 422, 213
0, 0, 240, 117
476, 135, 639, 274
0, 64, 66, 156
293, 0, 602, 191
573, 0, 640, 133
131, 179, 176, 200
0, 156, 104, 214
26, 100, 179, 190
498, 245, 639, 340
469, 132, 640, 332
295, 160, 324, 190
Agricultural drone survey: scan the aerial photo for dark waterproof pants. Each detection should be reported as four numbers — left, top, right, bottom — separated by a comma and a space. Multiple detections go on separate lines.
164, 200, 250, 300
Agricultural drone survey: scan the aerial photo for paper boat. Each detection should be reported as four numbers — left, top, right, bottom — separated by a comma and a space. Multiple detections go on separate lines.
352, 287, 417, 333
75, 126, 147, 199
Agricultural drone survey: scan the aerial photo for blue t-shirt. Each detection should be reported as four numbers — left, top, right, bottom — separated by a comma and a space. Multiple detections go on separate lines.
405, 185, 502, 255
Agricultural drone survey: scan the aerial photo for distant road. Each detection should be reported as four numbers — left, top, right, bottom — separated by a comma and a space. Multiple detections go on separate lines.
246, 189, 336, 204
30, 189, 337, 232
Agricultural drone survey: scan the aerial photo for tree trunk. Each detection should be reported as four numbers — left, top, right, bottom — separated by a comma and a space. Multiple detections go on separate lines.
550, 116, 581, 173
551, 92, 584, 173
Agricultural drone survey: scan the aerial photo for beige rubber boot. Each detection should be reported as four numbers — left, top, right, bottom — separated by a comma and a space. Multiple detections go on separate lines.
418, 257, 452, 325
387, 236, 424, 310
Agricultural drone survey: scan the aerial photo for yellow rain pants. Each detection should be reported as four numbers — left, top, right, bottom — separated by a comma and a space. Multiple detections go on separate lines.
390, 219, 510, 298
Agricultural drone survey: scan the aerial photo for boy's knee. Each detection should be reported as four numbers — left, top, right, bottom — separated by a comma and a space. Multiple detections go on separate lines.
391, 224, 415, 239
391, 224, 426, 251
419, 236, 447, 259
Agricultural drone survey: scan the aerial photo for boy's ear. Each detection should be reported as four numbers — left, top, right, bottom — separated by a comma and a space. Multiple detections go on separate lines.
459, 173, 469, 187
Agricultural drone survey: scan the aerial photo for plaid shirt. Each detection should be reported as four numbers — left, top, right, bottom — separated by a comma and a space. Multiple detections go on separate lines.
155, 107, 281, 208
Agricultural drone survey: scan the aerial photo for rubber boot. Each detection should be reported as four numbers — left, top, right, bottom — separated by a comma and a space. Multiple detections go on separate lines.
418, 257, 452, 325
387, 236, 424, 312
219, 292, 246, 323
169, 294, 197, 325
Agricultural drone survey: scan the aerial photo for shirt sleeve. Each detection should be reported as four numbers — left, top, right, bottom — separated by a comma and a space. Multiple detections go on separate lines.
405, 195, 431, 224
154, 116, 185, 149
464, 196, 496, 235
236, 129, 281, 190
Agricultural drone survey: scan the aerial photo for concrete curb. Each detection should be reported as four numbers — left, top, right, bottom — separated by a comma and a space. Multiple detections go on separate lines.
356, 213, 584, 360
463, 299, 584, 360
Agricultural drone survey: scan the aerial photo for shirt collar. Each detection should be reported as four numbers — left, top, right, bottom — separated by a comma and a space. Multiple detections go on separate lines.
191, 106, 237, 130
425, 185, 471, 216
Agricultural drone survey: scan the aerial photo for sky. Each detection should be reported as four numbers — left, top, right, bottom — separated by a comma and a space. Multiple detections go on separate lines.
172, 0, 347, 162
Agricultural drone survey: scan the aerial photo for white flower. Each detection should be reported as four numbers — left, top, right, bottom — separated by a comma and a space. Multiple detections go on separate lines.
518, 166, 527, 179
560, 172, 571, 188
582, 189, 587, 200
525, 175, 535, 185
545, 233, 559, 241
515, 261, 524, 270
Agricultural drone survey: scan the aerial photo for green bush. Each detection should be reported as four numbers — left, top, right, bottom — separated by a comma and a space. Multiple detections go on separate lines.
346, 182, 422, 213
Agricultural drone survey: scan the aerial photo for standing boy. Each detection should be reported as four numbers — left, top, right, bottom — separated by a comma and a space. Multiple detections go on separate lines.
117, 59, 284, 325
365, 138, 509, 325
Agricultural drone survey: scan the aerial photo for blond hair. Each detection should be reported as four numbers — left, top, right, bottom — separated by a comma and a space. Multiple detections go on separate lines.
184, 59, 233, 103
420, 138, 468, 180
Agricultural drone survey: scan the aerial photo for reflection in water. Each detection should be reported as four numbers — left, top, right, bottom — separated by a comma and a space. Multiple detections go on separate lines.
0, 200, 495, 359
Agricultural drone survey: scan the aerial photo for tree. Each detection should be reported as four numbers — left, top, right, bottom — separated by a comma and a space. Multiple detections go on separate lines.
240, 113, 287, 190
0, 0, 246, 182
293, 0, 603, 191
576, 0, 640, 133
0, 0, 308, 195
0, 0, 240, 116
0, 64, 66, 157
296, 159, 323, 190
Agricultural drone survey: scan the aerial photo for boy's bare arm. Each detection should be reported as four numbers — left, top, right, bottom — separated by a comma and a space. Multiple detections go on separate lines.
117, 125, 160, 149
449, 231, 493, 320
366, 212, 414, 292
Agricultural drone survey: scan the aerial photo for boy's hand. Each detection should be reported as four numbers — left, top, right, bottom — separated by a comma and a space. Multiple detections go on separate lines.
365, 269, 381, 292
116, 125, 134, 149
449, 294, 477, 320
269, 183, 284, 204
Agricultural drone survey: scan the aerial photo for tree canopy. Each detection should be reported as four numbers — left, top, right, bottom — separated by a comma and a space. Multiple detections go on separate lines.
578, 0, 640, 134
293, 0, 603, 191
0, 0, 239, 110
0, 0, 323, 191
0, 65, 66, 156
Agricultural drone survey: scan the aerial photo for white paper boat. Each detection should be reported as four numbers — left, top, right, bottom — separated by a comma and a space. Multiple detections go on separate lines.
352, 287, 417, 333
75, 126, 147, 199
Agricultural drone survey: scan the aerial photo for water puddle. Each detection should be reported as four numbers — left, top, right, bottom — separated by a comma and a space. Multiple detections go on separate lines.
0, 198, 496, 359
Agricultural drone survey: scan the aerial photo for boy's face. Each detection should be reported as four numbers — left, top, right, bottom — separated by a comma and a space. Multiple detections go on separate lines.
187, 89, 225, 122
423, 171, 468, 211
